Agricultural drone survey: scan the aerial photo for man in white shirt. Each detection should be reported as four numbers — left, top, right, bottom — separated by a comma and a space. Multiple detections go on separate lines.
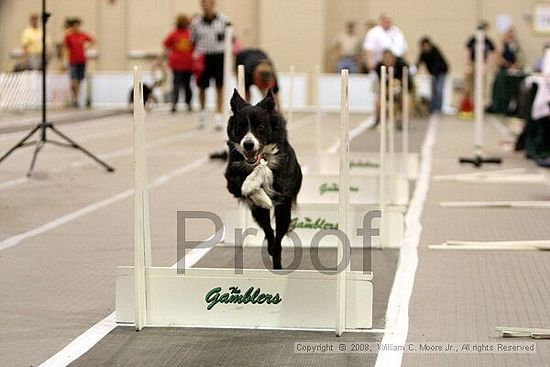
363, 14, 407, 72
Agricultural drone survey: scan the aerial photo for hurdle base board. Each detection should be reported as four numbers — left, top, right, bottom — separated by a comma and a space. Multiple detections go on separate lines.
301, 153, 419, 180
224, 203, 406, 248
300, 174, 409, 206
115, 266, 373, 330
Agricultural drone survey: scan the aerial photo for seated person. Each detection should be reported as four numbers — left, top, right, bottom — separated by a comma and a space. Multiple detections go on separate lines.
235, 48, 281, 110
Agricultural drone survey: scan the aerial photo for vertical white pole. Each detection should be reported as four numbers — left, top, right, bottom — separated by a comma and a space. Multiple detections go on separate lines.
402, 66, 409, 157
236, 63, 248, 244
388, 66, 395, 174
133, 66, 152, 331
474, 30, 484, 155
288, 65, 295, 124
237, 64, 246, 98
314, 64, 322, 159
379, 66, 387, 248
336, 69, 350, 336
222, 26, 234, 132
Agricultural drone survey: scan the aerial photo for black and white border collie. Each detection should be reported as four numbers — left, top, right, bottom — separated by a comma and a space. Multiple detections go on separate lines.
224, 89, 302, 269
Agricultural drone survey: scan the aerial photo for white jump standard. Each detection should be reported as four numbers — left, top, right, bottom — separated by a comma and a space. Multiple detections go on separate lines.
458, 30, 502, 168
116, 67, 373, 334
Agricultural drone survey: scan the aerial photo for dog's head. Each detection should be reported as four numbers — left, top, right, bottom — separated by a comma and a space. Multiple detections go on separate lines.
227, 89, 284, 165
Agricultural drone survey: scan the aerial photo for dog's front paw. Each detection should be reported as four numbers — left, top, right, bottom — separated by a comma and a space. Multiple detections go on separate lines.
249, 188, 273, 209
241, 175, 260, 197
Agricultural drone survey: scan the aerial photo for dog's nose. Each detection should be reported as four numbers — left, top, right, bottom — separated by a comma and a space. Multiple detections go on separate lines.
243, 140, 255, 151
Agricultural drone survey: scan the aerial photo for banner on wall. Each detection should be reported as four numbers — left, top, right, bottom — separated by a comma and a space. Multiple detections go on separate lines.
533, 2, 550, 34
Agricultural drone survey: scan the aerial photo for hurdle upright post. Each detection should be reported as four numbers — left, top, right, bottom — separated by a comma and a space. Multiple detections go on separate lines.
288, 65, 295, 124
474, 30, 483, 156
388, 66, 395, 174
402, 66, 409, 158
458, 30, 501, 167
236, 64, 249, 242
379, 66, 388, 248
314, 64, 322, 159
222, 26, 235, 131
133, 66, 152, 331
237, 64, 246, 98
336, 69, 350, 336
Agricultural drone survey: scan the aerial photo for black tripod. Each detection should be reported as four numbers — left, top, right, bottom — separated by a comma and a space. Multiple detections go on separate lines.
0, 0, 114, 177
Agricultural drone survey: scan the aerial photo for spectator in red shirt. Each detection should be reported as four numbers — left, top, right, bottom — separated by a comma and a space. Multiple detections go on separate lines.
64, 18, 94, 107
163, 15, 194, 113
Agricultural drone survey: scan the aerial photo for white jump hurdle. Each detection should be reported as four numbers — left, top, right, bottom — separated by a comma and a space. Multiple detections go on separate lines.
303, 65, 419, 180
115, 67, 373, 334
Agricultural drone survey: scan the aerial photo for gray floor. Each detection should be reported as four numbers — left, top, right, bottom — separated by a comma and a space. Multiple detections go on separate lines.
6, 109, 547, 367
403, 116, 550, 367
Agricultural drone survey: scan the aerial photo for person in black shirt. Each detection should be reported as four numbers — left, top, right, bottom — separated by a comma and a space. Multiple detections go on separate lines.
235, 48, 281, 110
497, 28, 521, 70
417, 37, 448, 113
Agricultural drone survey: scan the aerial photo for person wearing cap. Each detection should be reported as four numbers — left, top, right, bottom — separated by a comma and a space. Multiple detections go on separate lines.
235, 48, 281, 110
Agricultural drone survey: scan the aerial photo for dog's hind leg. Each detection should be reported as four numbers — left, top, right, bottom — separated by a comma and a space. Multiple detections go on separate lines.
273, 202, 292, 270
250, 206, 275, 259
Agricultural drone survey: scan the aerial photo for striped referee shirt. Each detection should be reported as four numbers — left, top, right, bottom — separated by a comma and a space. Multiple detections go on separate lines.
191, 13, 231, 55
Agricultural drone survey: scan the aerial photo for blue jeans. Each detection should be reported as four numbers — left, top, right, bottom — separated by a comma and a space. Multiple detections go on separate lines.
338, 57, 358, 73
431, 74, 446, 112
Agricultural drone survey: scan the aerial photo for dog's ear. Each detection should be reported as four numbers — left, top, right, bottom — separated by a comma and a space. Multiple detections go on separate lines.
256, 89, 275, 113
230, 89, 248, 114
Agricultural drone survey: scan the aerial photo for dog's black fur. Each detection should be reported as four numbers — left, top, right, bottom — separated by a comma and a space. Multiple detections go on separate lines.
224, 89, 302, 269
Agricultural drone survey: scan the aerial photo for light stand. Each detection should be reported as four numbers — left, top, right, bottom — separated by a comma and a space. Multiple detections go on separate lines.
0, 0, 114, 176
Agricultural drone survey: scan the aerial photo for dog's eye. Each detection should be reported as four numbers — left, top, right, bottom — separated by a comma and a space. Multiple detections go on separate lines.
258, 123, 265, 131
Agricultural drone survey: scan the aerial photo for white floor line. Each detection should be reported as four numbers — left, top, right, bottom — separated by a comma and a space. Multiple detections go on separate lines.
38, 241, 211, 367
328, 115, 375, 154
0, 176, 27, 190
375, 116, 437, 367
0, 157, 207, 252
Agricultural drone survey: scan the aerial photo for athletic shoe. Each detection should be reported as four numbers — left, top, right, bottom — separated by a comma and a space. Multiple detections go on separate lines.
198, 111, 207, 129
214, 113, 224, 131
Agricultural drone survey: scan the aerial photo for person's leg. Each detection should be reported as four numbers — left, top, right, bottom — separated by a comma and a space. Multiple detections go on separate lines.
70, 64, 85, 107
198, 55, 214, 128
182, 71, 193, 110
430, 75, 438, 112
215, 86, 223, 114
213, 53, 225, 129
199, 88, 206, 110
71, 80, 79, 106
435, 74, 446, 112
172, 70, 183, 112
